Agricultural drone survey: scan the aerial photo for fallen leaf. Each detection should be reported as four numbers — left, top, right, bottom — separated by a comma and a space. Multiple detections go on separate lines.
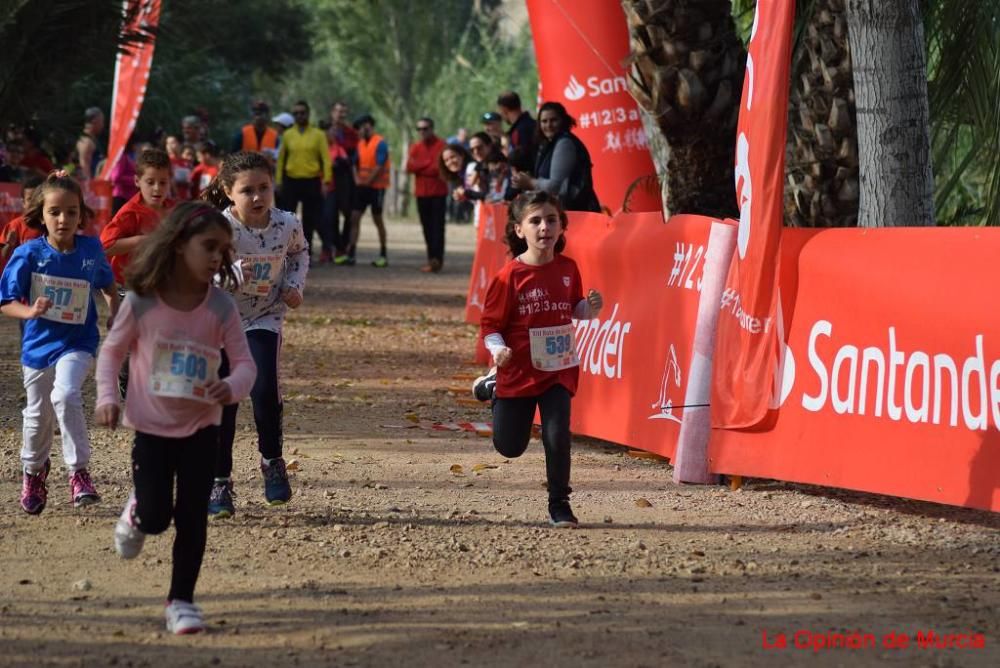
449, 464, 464, 475
635, 498, 653, 508
285, 459, 300, 472
471, 463, 498, 472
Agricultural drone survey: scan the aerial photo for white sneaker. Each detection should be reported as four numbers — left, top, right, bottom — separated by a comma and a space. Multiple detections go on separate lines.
114, 491, 145, 559
165, 599, 205, 635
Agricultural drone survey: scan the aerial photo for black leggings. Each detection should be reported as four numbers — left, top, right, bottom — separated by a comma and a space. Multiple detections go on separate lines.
416, 195, 447, 264
217, 329, 283, 478
132, 426, 218, 603
492, 384, 573, 503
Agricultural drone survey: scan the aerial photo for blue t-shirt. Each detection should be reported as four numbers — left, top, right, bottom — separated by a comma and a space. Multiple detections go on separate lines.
0, 235, 114, 369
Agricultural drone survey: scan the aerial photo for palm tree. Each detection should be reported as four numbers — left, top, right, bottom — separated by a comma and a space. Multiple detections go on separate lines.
621, 0, 746, 219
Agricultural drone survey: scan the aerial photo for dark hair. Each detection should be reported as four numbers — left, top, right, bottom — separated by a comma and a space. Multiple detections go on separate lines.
23, 172, 93, 231
84, 107, 103, 123
196, 140, 219, 157
21, 174, 45, 195
485, 145, 506, 165
507, 147, 533, 174
535, 101, 576, 146
126, 202, 237, 295
418, 117, 434, 129
136, 147, 170, 173
437, 143, 472, 184
496, 91, 522, 111
293, 100, 310, 112
469, 131, 493, 149
353, 114, 375, 129
504, 190, 568, 256
201, 151, 272, 209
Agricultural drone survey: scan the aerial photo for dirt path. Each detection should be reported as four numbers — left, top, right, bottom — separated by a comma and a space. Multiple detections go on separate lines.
0, 218, 998, 667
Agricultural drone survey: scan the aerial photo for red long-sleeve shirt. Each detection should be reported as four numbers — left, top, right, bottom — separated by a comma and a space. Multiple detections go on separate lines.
406, 136, 448, 198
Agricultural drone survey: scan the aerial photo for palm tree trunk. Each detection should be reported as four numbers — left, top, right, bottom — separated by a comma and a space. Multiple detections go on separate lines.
622, 0, 746, 219
846, 0, 935, 227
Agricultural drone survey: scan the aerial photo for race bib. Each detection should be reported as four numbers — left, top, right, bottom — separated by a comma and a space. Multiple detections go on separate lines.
241, 253, 283, 295
30, 273, 90, 325
529, 324, 579, 372
150, 338, 221, 403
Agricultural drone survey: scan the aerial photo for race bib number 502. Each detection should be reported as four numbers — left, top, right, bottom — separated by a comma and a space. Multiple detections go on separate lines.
242, 253, 284, 296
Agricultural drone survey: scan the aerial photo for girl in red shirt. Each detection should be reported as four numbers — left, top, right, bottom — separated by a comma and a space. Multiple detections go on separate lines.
477, 190, 602, 527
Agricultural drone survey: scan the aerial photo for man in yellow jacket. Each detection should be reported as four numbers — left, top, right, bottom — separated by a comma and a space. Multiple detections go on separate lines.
276, 100, 332, 259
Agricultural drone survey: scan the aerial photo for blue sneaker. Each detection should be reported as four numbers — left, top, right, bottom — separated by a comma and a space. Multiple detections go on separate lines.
261, 458, 292, 506
207, 479, 235, 518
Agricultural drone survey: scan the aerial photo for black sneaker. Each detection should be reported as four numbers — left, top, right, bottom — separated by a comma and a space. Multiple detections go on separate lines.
472, 368, 497, 402
261, 458, 292, 506
548, 500, 578, 528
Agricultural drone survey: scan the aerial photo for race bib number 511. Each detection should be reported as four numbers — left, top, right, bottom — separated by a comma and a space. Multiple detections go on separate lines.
30, 273, 90, 325
150, 339, 221, 403
529, 324, 579, 372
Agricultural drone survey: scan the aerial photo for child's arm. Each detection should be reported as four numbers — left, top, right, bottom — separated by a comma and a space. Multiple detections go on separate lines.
101, 212, 141, 257
207, 302, 256, 405
480, 274, 513, 367
573, 289, 603, 319
1, 297, 52, 320
280, 218, 309, 308
101, 285, 120, 327
94, 295, 139, 429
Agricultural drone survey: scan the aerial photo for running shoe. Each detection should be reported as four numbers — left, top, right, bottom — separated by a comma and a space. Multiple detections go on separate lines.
333, 254, 350, 265
114, 490, 145, 559
69, 468, 100, 507
472, 368, 497, 403
261, 458, 292, 506
20, 459, 50, 515
165, 600, 205, 635
207, 479, 235, 518
371, 255, 388, 268
548, 500, 579, 528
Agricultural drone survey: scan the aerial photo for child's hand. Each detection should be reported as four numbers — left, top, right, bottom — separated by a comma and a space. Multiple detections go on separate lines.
282, 287, 303, 309
239, 258, 252, 279
493, 346, 513, 367
452, 187, 465, 201
95, 404, 120, 430
28, 297, 52, 319
587, 289, 603, 316
205, 380, 233, 405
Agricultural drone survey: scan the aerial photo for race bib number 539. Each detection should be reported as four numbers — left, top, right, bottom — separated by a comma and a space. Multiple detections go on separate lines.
529, 324, 579, 372
150, 339, 221, 403
30, 273, 90, 325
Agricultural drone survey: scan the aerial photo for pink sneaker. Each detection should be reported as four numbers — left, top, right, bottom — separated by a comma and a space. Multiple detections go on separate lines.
20, 459, 50, 515
69, 468, 100, 507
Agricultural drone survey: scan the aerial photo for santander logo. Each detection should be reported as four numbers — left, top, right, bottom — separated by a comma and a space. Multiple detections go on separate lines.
564, 75, 586, 101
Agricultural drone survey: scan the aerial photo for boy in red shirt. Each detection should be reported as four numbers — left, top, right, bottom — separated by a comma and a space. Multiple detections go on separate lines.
1, 175, 44, 269
100, 148, 173, 287
189, 141, 220, 201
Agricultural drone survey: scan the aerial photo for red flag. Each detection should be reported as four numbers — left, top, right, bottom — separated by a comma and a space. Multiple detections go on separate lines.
525, 0, 659, 213
711, 0, 796, 428
99, 0, 161, 181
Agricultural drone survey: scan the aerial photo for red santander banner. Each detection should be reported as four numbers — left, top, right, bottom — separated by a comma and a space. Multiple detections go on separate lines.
525, 0, 658, 213
712, 0, 796, 428
711, 228, 1000, 512
100, 0, 161, 180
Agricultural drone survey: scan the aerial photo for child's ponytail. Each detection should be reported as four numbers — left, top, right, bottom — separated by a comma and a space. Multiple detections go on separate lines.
200, 151, 272, 210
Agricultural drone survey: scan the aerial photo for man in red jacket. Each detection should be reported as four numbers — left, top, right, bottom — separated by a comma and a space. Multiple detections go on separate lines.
406, 117, 448, 273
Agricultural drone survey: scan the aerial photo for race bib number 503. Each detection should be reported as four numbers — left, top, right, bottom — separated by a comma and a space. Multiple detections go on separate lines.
150, 338, 221, 403
30, 273, 90, 325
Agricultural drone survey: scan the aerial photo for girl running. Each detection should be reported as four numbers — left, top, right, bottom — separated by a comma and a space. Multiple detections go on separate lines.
95, 202, 256, 635
475, 190, 602, 527
202, 151, 308, 517
0, 172, 118, 514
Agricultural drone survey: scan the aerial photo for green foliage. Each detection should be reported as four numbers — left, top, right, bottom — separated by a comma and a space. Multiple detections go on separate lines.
0, 0, 312, 158
273, 0, 536, 163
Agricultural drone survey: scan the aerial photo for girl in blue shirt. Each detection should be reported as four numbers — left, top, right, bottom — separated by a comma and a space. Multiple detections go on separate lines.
0, 172, 119, 514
